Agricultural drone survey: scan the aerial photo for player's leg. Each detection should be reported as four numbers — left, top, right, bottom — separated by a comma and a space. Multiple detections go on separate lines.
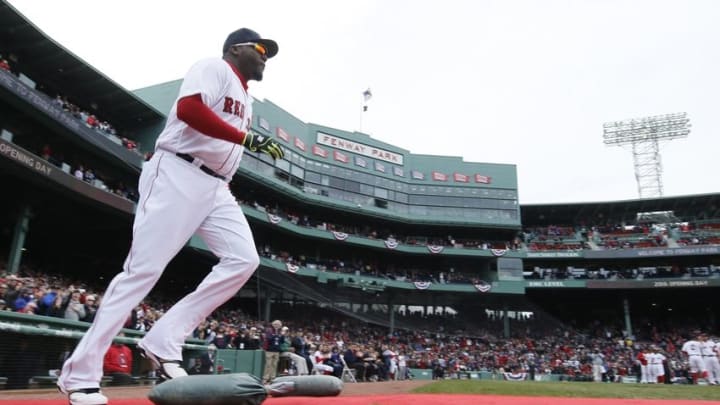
58, 153, 214, 396
139, 186, 258, 362
689, 358, 699, 384
656, 365, 665, 384
640, 365, 648, 383
699, 358, 709, 382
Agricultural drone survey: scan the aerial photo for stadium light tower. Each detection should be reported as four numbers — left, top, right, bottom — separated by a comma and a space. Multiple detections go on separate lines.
603, 113, 691, 198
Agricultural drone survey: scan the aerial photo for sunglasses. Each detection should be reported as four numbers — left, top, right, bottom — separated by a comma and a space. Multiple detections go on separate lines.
232, 42, 267, 56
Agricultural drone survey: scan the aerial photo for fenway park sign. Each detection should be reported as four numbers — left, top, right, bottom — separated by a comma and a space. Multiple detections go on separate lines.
316, 132, 404, 165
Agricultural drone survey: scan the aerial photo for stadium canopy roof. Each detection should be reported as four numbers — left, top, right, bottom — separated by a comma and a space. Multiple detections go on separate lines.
0, 1, 165, 130
521, 193, 720, 226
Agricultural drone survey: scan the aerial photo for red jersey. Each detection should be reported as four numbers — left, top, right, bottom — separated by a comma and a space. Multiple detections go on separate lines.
103, 344, 133, 374
637, 352, 647, 366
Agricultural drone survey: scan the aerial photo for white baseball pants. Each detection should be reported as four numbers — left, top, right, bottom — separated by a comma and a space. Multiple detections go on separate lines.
648, 364, 664, 383
640, 364, 648, 383
705, 356, 720, 384
688, 355, 706, 374
59, 151, 259, 391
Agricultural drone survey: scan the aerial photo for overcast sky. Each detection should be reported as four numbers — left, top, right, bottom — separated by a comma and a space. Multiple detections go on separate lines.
8, 0, 719, 204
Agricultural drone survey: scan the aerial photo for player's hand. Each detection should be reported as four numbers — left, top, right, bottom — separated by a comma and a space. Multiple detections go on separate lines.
242, 132, 284, 160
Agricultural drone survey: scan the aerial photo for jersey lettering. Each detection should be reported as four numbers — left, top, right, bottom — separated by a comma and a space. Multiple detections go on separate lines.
223, 97, 245, 119
223, 97, 234, 114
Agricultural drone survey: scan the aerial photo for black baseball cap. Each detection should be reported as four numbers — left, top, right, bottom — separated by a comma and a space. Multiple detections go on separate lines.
223, 28, 278, 58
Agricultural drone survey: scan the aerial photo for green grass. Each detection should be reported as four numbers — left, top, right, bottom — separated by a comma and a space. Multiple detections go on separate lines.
412, 380, 720, 401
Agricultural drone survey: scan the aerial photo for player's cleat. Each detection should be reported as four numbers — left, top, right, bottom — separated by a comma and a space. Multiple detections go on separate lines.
138, 342, 188, 382
67, 388, 108, 405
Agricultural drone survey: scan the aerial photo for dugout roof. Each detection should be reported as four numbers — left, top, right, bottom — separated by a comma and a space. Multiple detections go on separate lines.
0, 1, 165, 129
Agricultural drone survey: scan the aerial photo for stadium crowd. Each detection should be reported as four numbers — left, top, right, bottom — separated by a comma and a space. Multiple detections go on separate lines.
241, 199, 518, 252
35, 141, 139, 202
0, 53, 145, 158
2, 266, 718, 386
240, 199, 720, 256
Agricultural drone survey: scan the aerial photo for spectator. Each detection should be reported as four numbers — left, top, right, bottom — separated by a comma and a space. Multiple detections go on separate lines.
84, 168, 95, 184
86, 114, 98, 129
0, 56, 10, 72
343, 344, 367, 381
232, 327, 250, 350
290, 329, 312, 374
48, 292, 67, 318
103, 336, 133, 385
19, 301, 38, 314
74, 165, 85, 181
263, 320, 284, 382
37, 287, 58, 316
188, 351, 214, 375
3, 275, 22, 306
312, 344, 335, 375
279, 326, 309, 375
12, 287, 33, 312
211, 323, 231, 349
41, 144, 52, 161
64, 290, 86, 321
327, 346, 344, 378
83, 295, 99, 323
244, 326, 262, 350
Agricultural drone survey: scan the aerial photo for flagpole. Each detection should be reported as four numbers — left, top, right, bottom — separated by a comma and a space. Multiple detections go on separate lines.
360, 88, 372, 133
359, 93, 364, 133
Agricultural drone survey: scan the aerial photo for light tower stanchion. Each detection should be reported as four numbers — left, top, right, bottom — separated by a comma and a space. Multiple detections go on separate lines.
603, 112, 691, 199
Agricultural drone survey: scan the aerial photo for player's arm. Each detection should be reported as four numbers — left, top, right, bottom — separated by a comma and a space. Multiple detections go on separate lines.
177, 94, 245, 144
176, 94, 284, 160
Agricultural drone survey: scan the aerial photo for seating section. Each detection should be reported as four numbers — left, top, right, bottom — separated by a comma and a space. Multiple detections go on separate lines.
675, 221, 720, 246
523, 226, 588, 251
593, 224, 667, 250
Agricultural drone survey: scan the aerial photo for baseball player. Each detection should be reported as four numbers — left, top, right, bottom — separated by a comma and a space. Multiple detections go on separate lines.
57, 28, 283, 405
590, 348, 605, 382
647, 346, 666, 384
681, 331, 707, 384
700, 333, 720, 385
636, 347, 649, 383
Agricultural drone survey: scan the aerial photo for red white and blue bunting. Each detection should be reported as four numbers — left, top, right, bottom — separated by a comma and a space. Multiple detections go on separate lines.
267, 213, 282, 224
413, 281, 432, 290
503, 372, 527, 381
285, 263, 300, 273
474, 281, 492, 293
384, 239, 399, 249
331, 231, 349, 241
490, 248, 507, 257
427, 245, 444, 254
